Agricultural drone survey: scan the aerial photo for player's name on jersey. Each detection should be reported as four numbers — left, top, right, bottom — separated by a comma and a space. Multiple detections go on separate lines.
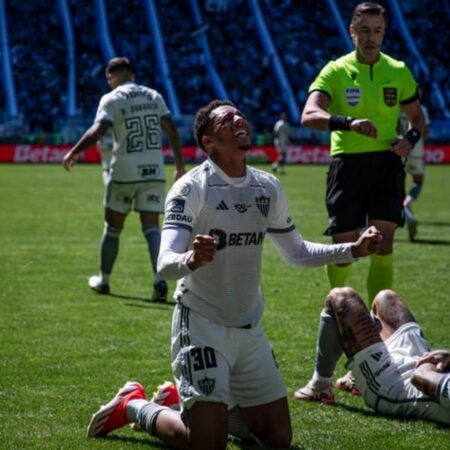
120, 90, 155, 101
130, 103, 159, 113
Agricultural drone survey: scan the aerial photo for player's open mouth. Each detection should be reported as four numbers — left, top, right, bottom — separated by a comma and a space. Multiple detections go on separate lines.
235, 130, 248, 137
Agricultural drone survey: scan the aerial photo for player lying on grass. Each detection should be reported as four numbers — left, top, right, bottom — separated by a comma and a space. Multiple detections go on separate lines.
85, 99, 383, 449
294, 287, 450, 426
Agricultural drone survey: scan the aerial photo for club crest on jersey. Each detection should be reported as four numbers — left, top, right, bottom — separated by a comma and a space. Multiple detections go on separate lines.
255, 195, 270, 217
345, 87, 361, 106
172, 183, 191, 197
198, 377, 215, 396
383, 87, 397, 106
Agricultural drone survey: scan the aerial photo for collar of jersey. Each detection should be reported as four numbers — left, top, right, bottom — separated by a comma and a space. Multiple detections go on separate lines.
207, 158, 249, 187
350, 50, 385, 68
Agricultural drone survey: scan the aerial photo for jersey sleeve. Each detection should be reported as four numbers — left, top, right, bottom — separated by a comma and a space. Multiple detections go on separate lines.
94, 94, 114, 125
162, 177, 201, 233
155, 92, 170, 117
308, 61, 337, 98
399, 64, 419, 104
267, 179, 296, 233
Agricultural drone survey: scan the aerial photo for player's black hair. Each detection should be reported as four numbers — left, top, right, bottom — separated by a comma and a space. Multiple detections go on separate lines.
194, 99, 236, 152
105, 57, 135, 75
351, 2, 386, 27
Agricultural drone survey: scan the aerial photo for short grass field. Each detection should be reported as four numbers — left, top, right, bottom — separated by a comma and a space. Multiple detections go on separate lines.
1, 162, 449, 449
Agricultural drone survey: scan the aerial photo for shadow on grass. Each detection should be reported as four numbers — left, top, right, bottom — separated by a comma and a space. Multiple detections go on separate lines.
333, 401, 449, 429
107, 434, 305, 449
412, 238, 450, 245
397, 237, 450, 245
332, 401, 377, 417
106, 434, 168, 448
419, 221, 450, 227
98, 292, 177, 307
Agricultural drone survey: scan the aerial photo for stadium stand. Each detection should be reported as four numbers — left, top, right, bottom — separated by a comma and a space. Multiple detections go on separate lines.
157, 0, 215, 116
0, 0, 448, 145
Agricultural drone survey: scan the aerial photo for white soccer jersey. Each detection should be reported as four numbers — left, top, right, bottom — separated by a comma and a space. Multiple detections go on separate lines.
95, 82, 170, 183
352, 323, 450, 425
163, 159, 295, 327
273, 119, 289, 151
160, 159, 354, 327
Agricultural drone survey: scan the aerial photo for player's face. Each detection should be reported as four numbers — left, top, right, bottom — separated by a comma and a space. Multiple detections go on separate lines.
350, 14, 385, 63
207, 105, 252, 153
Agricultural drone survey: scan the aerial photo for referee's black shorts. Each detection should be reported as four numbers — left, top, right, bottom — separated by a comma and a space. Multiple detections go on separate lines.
324, 150, 405, 235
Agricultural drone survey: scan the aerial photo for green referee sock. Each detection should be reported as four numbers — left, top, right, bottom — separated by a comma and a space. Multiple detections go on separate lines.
367, 253, 393, 301
326, 264, 352, 288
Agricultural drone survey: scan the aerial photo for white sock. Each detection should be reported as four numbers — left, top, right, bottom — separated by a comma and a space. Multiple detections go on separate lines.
126, 399, 148, 422
311, 370, 332, 386
100, 272, 110, 285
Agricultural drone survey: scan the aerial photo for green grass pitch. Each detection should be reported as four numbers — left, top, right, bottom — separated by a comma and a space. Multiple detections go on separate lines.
0, 163, 449, 449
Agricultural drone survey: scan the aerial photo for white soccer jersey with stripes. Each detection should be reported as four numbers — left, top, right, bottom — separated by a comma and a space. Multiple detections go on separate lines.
95, 82, 170, 183
352, 322, 450, 425
162, 159, 295, 328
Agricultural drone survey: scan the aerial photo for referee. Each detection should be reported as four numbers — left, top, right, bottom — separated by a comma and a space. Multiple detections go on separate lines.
300, 2, 425, 302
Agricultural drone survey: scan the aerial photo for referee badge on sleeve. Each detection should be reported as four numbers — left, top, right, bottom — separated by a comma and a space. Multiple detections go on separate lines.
383, 87, 397, 106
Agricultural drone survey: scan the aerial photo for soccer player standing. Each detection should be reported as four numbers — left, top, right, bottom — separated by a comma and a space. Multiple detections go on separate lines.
86, 100, 382, 449
271, 111, 291, 174
300, 2, 425, 304
63, 57, 185, 301
397, 86, 431, 241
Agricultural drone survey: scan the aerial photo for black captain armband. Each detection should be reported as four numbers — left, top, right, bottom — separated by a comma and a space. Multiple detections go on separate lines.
329, 115, 354, 131
404, 128, 421, 148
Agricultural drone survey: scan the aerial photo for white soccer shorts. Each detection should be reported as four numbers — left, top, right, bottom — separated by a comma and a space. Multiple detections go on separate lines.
104, 181, 165, 214
171, 304, 287, 413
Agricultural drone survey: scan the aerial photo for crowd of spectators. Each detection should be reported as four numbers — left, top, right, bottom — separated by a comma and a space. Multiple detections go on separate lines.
0, 0, 448, 145
400, 1, 450, 113
202, 1, 284, 136
5, 1, 66, 142
158, 0, 216, 116
106, 0, 165, 98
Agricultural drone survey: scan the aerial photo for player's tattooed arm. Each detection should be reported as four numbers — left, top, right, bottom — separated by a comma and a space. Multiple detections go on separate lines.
410, 351, 450, 399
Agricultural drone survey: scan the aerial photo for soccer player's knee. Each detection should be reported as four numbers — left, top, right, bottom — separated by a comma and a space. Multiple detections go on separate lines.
327, 287, 364, 316
327, 286, 358, 304
104, 223, 123, 238
372, 289, 398, 310
161, 416, 188, 443
263, 425, 292, 449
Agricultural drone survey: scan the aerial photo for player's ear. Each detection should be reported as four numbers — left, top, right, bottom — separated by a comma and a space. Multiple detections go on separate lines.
349, 25, 356, 42
202, 135, 214, 154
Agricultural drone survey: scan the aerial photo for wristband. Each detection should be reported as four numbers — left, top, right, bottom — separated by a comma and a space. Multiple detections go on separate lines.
329, 115, 354, 131
404, 128, 421, 148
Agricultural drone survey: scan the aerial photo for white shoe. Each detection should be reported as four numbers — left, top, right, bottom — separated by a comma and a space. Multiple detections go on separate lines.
88, 275, 110, 294
293, 380, 335, 404
335, 371, 361, 396
404, 207, 418, 241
